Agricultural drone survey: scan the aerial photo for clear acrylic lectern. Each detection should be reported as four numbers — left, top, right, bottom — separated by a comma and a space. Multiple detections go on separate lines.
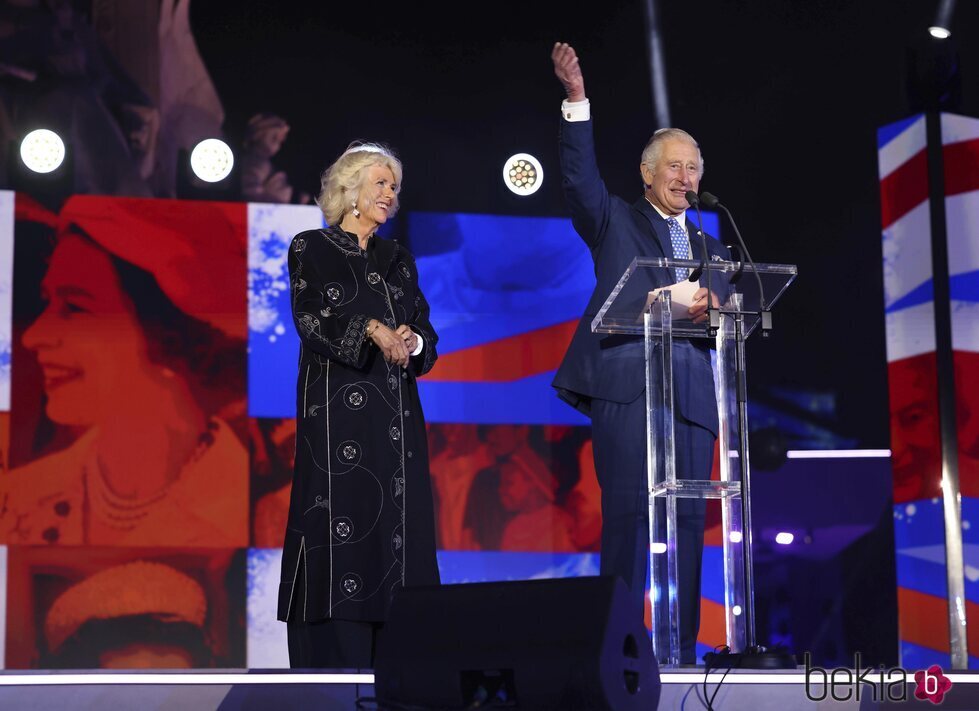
591, 256, 797, 667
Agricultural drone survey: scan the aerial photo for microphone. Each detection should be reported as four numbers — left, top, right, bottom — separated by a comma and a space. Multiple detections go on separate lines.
697, 191, 719, 209
685, 190, 718, 335
699, 191, 769, 331
699, 192, 744, 284
683, 191, 705, 280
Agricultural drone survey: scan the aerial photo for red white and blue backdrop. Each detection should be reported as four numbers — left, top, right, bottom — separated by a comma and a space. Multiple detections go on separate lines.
879, 113, 979, 670
0, 190, 737, 668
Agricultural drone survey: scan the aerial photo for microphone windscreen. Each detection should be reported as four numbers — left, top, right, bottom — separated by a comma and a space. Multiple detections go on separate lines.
684, 190, 699, 207
699, 191, 720, 209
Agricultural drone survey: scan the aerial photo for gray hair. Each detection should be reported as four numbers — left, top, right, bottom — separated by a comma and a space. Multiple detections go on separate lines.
640, 128, 704, 175
315, 141, 403, 226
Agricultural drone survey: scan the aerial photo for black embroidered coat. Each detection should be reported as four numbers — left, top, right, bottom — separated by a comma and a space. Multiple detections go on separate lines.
278, 225, 440, 623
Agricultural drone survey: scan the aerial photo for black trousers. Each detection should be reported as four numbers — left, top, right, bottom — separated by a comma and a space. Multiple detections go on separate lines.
591, 396, 713, 664
286, 559, 383, 669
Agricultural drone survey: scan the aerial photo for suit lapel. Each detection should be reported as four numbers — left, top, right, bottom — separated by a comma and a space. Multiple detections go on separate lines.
686, 218, 703, 259
632, 197, 671, 257
685, 218, 725, 260
633, 196, 716, 259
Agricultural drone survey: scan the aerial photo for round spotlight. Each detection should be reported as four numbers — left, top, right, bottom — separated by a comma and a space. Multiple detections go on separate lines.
729, 531, 743, 544
928, 25, 951, 39
503, 153, 543, 196
190, 138, 234, 183
20, 129, 66, 174
775, 531, 795, 545
650, 542, 667, 554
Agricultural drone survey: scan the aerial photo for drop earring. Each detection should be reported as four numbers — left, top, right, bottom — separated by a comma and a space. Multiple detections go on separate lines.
351, 201, 360, 218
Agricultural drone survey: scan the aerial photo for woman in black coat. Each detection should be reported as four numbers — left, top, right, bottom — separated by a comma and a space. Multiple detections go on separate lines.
278, 142, 440, 668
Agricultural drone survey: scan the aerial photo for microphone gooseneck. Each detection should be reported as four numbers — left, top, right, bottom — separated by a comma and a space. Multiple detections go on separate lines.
685, 190, 716, 333
699, 191, 766, 313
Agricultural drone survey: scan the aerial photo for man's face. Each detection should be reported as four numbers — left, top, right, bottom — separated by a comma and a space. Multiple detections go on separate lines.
640, 138, 702, 216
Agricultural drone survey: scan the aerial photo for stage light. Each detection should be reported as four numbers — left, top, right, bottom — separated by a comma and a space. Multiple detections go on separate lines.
729, 531, 743, 544
189, 138, 234, 183
775, 532, 794, 545
650, 542, 667, 554
929, 0, 955, 39
503, 153, 543, 196
20, 129, 66, 174
732, 605, 743, 616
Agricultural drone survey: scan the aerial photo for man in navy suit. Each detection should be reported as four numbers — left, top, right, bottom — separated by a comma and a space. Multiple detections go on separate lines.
550, 42, 729, 664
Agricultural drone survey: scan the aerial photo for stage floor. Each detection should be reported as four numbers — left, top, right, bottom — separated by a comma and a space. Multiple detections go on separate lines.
2, 668, 977, 709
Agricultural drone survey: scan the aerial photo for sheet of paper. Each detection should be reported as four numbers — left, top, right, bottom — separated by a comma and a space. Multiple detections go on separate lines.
646, 279, 701, 321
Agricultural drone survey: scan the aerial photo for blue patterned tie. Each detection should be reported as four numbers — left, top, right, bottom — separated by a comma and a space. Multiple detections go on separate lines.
667, 217, 691, 281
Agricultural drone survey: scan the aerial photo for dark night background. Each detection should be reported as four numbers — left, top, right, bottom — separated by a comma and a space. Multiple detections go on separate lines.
190, 0, 979, 450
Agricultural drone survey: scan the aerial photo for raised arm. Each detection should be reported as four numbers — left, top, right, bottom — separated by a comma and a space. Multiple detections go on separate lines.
552, 42, 611, 251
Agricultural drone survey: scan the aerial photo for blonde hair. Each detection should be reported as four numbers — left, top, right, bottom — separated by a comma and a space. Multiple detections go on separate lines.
316, 141, 403, 225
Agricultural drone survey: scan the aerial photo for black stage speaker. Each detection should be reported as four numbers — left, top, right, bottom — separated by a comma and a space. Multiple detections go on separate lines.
374, 575, 659, 710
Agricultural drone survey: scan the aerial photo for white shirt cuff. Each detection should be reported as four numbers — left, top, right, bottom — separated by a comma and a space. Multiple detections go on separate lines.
411, 331, 424, 356
561, 98, 590, 122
